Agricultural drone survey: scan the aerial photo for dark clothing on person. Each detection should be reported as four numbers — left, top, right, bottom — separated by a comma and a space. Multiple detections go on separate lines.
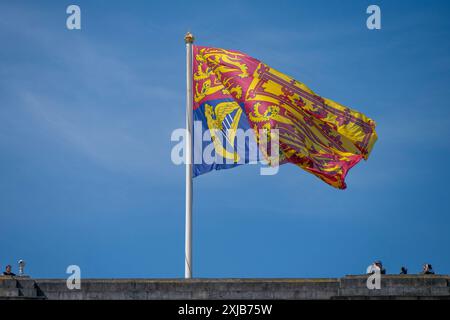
373, 261, 386, 274
422, 264, 435, 275
3, 271, 16, 276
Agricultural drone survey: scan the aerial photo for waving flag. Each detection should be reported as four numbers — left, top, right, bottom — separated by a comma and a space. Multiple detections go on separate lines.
192, 45, 377, 189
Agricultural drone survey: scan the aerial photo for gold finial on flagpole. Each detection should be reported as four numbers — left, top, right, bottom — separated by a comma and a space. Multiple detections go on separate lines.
184, 32, 195, 44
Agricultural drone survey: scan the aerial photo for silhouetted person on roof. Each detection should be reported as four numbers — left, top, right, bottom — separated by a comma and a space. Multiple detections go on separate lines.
422, 263, 435, 275
367, 260, 386, 274
2, 265, 16, 276
400, 267, 408, 274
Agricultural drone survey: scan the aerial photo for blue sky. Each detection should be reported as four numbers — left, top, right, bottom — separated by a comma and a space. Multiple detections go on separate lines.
0, 0, 449, 279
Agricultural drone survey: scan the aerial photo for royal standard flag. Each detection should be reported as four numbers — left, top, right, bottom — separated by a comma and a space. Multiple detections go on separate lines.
192, 46, 377, 189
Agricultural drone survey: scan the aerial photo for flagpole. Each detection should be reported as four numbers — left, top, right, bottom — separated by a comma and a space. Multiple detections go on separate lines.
184, 32, 194, 279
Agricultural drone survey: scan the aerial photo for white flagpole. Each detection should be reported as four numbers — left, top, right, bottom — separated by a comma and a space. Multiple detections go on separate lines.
184, 32, 194, 279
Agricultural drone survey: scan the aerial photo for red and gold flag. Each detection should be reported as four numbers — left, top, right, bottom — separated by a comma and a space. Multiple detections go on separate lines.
193, 46, 377, 189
